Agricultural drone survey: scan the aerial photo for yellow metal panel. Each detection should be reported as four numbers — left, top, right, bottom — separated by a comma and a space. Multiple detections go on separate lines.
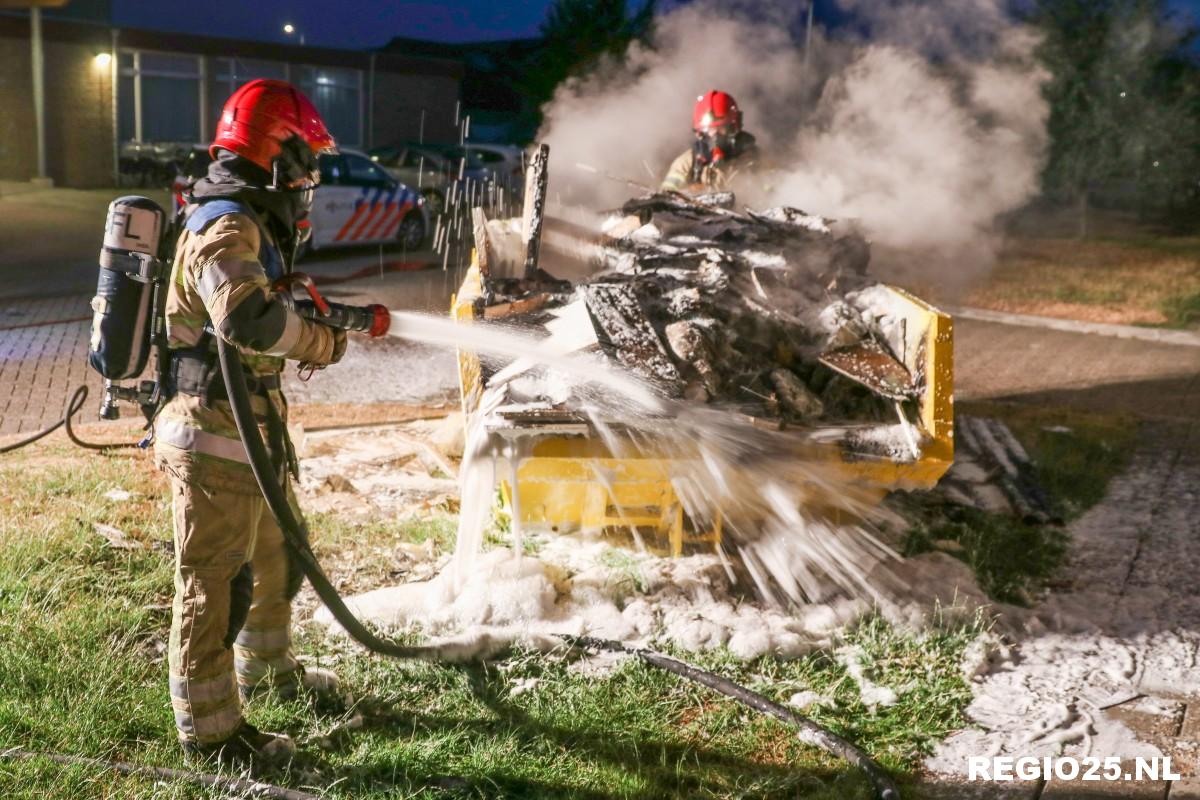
454, 260, 955, 553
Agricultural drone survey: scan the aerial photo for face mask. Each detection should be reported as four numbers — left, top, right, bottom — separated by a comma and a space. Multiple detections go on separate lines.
272, 134, 321, 192
706, 131, 737, 160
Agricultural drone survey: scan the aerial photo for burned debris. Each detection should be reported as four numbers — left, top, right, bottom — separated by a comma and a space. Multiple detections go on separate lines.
472, 187, 928, 441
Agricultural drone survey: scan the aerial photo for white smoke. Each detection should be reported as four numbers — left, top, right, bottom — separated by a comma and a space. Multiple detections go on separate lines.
536, 0, 1050, 290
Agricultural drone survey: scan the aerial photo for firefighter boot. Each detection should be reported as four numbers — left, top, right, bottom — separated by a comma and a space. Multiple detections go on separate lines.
181, 721, 296, 767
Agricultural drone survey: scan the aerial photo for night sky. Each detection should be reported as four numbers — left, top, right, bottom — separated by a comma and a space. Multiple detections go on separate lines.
112, 0, 558, 48
112, 0, 1200, 50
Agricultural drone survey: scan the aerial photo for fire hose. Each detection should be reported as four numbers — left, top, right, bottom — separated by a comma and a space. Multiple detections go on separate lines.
214, 332, 902, 800
0, 385, 138, 455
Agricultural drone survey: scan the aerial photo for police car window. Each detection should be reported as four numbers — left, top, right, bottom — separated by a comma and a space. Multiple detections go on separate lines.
344, 155, 392, 187
318, 154, 344, 185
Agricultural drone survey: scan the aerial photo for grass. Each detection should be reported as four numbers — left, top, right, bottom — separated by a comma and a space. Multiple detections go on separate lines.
968, 232, 1200, 328
900, 402, 1137, 604
900, 505, 1067, 605
0, 436, 987, 799
597, 547, 650, 594
1162, 290, 1200, 328
963, 402, 1138, 520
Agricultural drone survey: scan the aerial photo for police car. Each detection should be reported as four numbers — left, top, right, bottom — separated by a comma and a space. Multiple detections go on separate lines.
309, 148, 428, 253
173, 146, 428, 256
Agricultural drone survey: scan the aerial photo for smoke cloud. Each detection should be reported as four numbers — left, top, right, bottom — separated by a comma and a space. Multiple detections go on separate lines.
536, 0, 1050, 290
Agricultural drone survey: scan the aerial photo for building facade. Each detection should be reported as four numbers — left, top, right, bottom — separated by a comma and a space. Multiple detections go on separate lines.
0, 13, 463, 188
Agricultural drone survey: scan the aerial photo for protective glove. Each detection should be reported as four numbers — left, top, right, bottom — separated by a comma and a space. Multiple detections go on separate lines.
330, 328, 347, 364
296, 326, 347, 378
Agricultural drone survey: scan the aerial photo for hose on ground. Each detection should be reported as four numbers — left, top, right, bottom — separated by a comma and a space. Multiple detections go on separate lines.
0, 748, 319, 800
0, 386, 137, 454
216, 335, 902, 799
218, 336, 433, 660
563, 636, 901, 800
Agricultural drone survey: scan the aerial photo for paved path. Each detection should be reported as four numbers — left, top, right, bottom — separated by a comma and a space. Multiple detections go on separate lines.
949, 305, 1200, 348
0, 188, 171, 300
0, 294, 102, 435
0, 264, 457, 435
954, 318, 1200, 422
924, 420, 1200, 799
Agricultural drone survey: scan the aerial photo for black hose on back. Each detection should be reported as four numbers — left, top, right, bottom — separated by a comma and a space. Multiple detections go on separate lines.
216, 335, 901, 800
217, 336, 429, 660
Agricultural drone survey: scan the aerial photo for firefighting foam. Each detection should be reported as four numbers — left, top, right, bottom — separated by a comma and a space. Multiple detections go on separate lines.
308, 309, 985, 661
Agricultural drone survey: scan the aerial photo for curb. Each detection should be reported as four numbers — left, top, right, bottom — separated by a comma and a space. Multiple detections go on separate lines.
947, 306, 1200, 348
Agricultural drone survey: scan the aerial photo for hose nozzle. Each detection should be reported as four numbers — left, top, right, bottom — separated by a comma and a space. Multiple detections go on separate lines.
274, 273, 390, 337
294, 300, 390, 337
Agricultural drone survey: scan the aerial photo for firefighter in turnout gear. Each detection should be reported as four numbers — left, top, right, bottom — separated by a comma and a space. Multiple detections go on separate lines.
661, 90, 758, 195
155, 79, 345, 765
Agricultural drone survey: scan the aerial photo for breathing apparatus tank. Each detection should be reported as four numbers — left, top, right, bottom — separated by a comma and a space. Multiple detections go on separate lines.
87, 196, 172, 421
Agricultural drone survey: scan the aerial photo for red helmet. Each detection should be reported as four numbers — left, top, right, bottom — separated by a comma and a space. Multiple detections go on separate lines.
693, 90, 743, 136
211, 79, 336, 186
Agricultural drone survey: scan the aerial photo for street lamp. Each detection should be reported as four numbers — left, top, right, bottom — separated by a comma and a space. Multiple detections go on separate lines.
283, 23, 305, 46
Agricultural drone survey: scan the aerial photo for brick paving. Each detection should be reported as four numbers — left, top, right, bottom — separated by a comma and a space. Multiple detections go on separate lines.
0, 293, 102, 435
0, 268, 459, 436
919, 420, 1200, 800
8, 294, 1200, 437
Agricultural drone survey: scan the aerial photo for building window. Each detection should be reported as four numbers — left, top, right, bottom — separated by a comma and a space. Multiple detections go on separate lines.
296, 66, 362, 148
118, 50, 201, 143
210, 58, 288, 129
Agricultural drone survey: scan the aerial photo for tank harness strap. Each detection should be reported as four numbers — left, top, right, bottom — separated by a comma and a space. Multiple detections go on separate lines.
170, 350, 281, 404
689, 140, 710, 185
183, 199, 285, 282
169, 199, 287, 406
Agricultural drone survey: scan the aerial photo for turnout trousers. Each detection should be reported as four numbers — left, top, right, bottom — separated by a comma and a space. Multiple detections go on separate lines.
167, 475, 302, 745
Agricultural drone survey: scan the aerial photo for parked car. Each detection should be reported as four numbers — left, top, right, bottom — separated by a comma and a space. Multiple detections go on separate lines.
309, 148, 428, 253
460, 144, 525, 187
368, 143, 456, 216
121, 140, 193, 188
171, 146, 429, 254
370, 141, 528, 212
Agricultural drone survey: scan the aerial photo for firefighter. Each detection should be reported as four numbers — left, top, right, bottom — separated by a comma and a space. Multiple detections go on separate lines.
155, 79, 345, 765
661, 90, 758, 195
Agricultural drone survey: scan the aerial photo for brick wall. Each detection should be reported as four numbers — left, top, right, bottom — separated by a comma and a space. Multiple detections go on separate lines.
371, 72, 461, 147
0, 30, 114, 188
44, 37, 115, 188
0, 33, 37, 182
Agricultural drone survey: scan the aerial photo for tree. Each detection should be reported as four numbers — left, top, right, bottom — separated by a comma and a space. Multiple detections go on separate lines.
1033, 0, 1200, 236
522, 0, 657, 119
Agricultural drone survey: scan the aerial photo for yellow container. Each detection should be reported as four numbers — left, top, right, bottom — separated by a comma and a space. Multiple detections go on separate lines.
452, 263, 953, 555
